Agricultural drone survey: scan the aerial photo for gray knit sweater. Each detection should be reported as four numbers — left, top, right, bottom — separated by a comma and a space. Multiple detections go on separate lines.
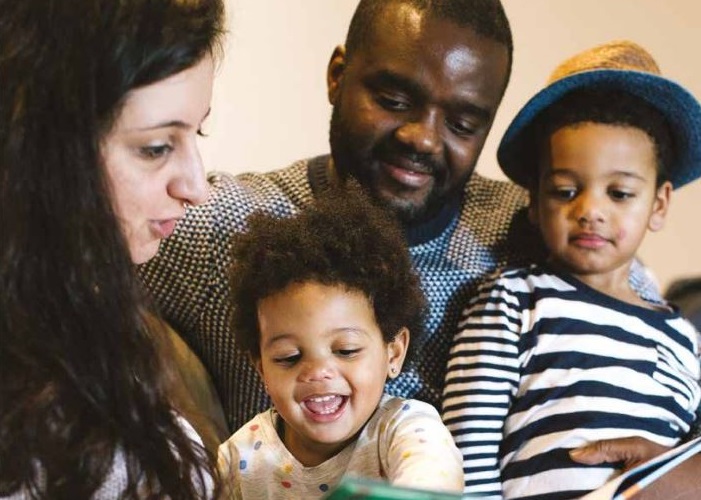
139, 155, 658, 432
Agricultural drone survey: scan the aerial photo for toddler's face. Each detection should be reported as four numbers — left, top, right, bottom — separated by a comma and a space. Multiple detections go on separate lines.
254, 281, 407, 466
532, 122, 671, 285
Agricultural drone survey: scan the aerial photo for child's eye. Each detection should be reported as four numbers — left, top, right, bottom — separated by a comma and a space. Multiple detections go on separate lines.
139, 143, 173, 160
609, 189, 635, 201
550, 187, 577, 201
273, 353, 301, 365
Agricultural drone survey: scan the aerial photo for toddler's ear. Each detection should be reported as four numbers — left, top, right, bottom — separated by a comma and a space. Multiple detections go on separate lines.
387, 328, 409, 379
648, 181, 672, 232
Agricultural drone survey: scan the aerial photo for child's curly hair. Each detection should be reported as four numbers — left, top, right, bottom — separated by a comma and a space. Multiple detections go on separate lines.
228, 189, 427, 367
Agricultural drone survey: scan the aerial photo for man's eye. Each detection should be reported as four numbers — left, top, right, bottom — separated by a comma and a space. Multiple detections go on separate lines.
447, 119, 477, 137
376, 93, 410, 111
139, 144, 173, 160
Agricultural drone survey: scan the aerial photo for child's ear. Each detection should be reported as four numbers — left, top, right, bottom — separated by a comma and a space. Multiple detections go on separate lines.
387, 327, 410, 379
648, 181, 672, 232
527, 189, 539, 226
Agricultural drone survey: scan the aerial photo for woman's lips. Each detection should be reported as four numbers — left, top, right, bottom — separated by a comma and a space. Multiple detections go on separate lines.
151, 219, 179, 239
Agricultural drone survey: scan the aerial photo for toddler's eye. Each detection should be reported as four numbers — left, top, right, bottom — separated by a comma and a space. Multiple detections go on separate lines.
336, 348, 362, 358
273, 353, 301, 365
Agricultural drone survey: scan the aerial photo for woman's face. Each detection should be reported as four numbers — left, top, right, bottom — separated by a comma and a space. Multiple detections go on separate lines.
101, 55, 214, 264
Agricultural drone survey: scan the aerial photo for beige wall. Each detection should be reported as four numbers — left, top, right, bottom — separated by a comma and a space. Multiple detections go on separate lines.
203, 0, 701, 292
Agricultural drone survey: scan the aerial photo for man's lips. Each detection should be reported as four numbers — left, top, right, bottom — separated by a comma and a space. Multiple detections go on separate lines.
380, 160, 433, 189
570, 233, 610, 249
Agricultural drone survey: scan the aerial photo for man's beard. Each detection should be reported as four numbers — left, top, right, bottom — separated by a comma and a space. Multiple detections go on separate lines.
329, 106, 461, 225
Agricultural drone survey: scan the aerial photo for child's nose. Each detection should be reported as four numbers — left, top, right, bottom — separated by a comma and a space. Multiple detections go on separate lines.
573, 193, 605, 225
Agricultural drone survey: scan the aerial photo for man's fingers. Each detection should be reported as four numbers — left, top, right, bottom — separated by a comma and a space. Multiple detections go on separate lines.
569, 437, 669, 469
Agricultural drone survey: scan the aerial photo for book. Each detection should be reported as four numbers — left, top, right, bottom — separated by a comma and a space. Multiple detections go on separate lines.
323, 437, 701, 499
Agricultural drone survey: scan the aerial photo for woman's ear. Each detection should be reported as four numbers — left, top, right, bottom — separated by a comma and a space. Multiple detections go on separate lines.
327, 45, 346, 106
648, 181, 672, 232
387, 327, 409, 379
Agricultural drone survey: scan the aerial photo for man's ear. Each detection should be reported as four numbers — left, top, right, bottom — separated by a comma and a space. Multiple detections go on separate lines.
387, 328, 409, 379
648, 181, 672, 232
327, 45, 346, 106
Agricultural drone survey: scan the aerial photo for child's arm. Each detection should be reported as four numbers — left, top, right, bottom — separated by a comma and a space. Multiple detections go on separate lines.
379, 399, 464, 493
442, 272, 523, 498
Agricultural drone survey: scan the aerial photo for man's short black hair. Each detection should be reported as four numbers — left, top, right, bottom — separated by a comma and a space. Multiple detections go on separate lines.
345, 0, 513, 85
229, 189, 428, 367
527, 87, 674, 189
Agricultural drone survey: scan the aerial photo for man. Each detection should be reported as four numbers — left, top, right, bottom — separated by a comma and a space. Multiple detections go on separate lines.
140, 1, 697, 494
142, 0, 539, 431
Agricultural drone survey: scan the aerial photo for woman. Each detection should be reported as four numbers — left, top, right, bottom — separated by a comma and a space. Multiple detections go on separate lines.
0, 0, 224, 497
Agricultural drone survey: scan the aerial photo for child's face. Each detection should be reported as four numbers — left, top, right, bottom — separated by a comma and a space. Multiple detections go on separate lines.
254, 281, 408, 466
532, 122, 671, 284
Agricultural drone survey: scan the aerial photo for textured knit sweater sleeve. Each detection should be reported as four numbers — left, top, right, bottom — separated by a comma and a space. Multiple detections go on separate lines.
442, 271, 523, 499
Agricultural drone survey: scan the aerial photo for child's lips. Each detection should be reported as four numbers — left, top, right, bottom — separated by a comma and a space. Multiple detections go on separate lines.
570, 232, 610, 249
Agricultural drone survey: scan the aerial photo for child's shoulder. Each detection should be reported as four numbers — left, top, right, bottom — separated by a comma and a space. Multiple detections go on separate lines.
481, 264, 577, 294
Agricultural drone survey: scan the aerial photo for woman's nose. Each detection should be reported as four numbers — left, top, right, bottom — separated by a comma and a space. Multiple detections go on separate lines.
170, 144, 209, 206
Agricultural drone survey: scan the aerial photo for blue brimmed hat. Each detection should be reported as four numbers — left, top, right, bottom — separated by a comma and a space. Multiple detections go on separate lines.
498, 40, 701, 190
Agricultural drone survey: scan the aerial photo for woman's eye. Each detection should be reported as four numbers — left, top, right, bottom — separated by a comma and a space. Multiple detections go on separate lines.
196, 127, 208, 138
139, 143, 173, 160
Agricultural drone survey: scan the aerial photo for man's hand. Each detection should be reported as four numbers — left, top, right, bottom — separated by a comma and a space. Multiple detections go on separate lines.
570, 437, 701, 500
569, 436, 669, 471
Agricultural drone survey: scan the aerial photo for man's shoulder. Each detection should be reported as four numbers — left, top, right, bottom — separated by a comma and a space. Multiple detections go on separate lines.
464, 172, 529, 211
202, 155, 327, 218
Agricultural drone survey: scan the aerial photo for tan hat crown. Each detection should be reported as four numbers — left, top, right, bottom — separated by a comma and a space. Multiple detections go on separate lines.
547, 40, 661, 84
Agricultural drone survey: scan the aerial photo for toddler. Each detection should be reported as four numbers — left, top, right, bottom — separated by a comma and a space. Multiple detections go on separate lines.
219, 192, 464, 498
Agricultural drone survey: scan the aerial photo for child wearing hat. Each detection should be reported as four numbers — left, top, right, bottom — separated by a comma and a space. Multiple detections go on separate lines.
442, 40, 701, 499
218, 191, 464, 498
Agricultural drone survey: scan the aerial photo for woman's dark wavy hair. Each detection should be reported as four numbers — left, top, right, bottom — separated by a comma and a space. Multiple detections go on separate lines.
0, 0, 224, 498
229, 190, 428, 367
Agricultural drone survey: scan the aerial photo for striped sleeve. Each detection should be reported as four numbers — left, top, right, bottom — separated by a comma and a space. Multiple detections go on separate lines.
442, 270, 526, 498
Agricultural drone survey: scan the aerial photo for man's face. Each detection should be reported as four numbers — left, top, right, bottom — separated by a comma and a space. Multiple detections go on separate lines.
328, 5, 509, 224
